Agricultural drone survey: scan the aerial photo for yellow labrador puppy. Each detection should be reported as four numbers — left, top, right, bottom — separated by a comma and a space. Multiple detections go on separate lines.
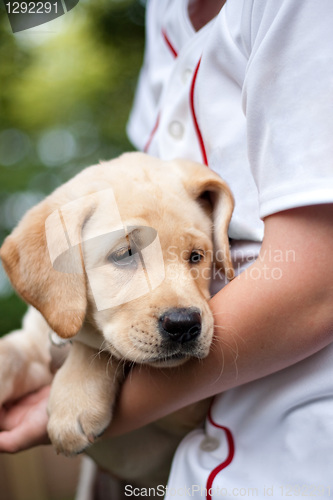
0, 152, 233, 490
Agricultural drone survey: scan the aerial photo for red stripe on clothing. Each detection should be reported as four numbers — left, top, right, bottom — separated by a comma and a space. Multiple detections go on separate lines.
190, 59, 208, 166
206, 401, 235, 500
144, 29, 177, 153
143, 112, 160, 153
162, 28, 178, 58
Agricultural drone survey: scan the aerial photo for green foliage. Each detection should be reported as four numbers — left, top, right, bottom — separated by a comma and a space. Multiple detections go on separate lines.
0, 0, 145, 335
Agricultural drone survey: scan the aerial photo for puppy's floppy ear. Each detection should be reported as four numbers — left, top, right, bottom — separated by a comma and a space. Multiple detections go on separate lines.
0, 193, 90, 339
176, 159, 235, 281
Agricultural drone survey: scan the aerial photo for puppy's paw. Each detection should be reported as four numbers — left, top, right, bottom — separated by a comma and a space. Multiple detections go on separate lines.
0, 339, 51, 405
46, 341, 122, 457
0, 342, 19, 405
47, 399, 112, 456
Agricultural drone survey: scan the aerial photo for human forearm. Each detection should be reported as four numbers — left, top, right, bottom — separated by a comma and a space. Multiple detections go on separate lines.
109, 205, 333, 436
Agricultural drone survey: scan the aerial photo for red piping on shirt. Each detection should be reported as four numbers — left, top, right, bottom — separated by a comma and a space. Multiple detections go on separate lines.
143, 28, 178, 153
205, 400, 235, 500
143, 112, 160, 153
162, 28, 178, 58
190, 58, 208, 166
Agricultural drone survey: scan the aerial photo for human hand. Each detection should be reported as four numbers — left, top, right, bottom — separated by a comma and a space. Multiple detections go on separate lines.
0, 385, 51, 453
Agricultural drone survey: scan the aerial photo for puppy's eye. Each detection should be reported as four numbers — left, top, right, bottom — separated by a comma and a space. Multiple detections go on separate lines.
108, 246, 137, 268
189, 250, 204, 264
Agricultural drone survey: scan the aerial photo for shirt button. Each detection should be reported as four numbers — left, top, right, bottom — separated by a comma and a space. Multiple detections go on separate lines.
168, 121, 184, 140
200, 436, 220, 452
182, 68, 193, 84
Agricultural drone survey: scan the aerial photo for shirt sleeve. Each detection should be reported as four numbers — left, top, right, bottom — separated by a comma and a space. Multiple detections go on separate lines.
243, 0, 333, 218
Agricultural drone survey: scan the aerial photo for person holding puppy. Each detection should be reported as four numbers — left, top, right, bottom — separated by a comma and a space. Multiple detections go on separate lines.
1, 0, 333, 497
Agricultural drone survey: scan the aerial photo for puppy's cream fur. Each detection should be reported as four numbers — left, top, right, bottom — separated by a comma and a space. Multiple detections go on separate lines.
0, 153, 233, 489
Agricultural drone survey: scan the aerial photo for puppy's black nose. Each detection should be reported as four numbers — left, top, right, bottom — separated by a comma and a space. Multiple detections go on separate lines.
159, 308, 201, 343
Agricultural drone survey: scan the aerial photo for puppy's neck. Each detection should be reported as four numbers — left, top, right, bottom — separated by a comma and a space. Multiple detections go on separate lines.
74, 323, 105, 351
50, 323, 104, 351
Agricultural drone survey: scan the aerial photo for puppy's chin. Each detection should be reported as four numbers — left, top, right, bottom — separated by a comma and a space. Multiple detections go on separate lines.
104, 342, 200, 367
142, 344, 212, 367
105, 345, 190, 367
147, 353, 190, 368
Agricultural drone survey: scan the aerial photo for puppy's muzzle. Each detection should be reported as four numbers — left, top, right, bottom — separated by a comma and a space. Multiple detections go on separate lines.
159, 308, 202, 344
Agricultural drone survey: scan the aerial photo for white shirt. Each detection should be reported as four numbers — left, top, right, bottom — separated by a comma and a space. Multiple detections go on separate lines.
127, 0, 333, 497
128, 0, 333, 242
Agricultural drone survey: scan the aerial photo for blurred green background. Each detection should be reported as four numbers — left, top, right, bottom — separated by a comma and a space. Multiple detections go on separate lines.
0, 0, 146, 336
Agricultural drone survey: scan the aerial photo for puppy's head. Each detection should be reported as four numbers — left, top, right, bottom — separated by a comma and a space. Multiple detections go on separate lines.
0, 153, 233, 366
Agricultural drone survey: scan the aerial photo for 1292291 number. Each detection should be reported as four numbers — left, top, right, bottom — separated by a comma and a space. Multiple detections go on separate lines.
279, 484, 331, 497
5, 2, 58, 14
